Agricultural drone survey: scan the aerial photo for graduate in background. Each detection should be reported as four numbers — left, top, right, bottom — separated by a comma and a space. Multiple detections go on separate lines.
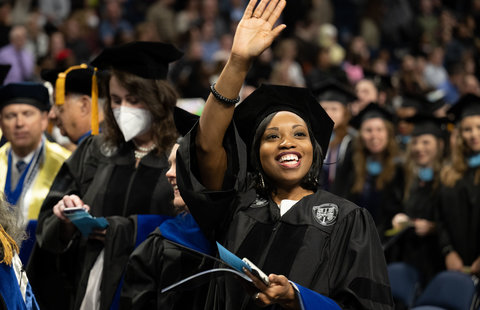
0, 82, 71, 264
176, 0, 393, 308
312, 79, 357, 196
390, 114, 446, 286
120, 107, 212, 310
345, 103, 404, 240
120, 140, 212, 309
28, 42, 181, 310
438, 94, 480, 276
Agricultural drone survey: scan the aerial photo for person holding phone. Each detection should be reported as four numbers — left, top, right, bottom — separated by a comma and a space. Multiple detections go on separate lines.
28, 42, 181, 310
176, 0, 393, 309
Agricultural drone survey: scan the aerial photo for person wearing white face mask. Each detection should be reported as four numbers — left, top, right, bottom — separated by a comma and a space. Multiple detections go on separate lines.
27, 42, 182, 310
112, 106, 152, 143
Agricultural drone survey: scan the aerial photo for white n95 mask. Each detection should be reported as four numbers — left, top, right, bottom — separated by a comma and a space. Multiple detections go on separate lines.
113, 106, 153, 142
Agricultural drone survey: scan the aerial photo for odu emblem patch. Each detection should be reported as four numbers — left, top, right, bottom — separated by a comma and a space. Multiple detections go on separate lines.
312, 203, 338, 226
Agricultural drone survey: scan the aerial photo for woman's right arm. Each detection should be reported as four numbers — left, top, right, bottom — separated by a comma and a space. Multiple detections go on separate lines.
195, 0, 286, 190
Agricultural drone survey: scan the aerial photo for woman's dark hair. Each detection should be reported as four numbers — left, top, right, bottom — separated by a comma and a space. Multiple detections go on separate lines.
102, 69, 178, 154
250, 112, 323, 198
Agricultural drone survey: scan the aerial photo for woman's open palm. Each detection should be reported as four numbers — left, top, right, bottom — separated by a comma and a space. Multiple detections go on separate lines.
231, 0, 286, 60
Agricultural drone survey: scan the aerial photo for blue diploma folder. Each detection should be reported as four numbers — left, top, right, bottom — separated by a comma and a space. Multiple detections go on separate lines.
65, 209, 109, 237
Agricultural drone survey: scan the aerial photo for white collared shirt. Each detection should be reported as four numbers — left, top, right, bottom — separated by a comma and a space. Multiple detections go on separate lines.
278, 199, 298, 217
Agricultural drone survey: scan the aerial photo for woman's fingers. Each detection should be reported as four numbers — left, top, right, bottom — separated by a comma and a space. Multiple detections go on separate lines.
252, 0, 270, 19
243, 0, 258, 19
266, 0, 285, 25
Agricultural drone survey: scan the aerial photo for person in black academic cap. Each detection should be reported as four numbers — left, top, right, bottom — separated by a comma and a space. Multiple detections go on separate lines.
0, 82, 71, 234
28, 41, 182, 310
120, 108, 213, 310
389, 114, 446, 287
312, 79, 357, 195
346, 103, 404, 240
437, 94, 480, 277
176, 0, 393, 309
41, 64, 104, 147
395, 94, 425, 154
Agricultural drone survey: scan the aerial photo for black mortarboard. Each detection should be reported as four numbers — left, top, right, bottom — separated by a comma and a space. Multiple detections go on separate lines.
350, 103, 393, 129
311, 79, 357, 105
447, 94, 480, 123
363, 70, 393, 92
233, 84, 334, 160
400, 94, 424, 110
41, 65, 95, 98
0, 82, 50, 112
90, 41, 183, 79
422, 90, 447, 114
0, 64, 10, 85
407, 113, 446, 137
173, 106, 199, 137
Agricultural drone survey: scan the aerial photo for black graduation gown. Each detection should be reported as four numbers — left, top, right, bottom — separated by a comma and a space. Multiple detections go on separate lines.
119, 227, 213, 310
323, 133, 356, 198
176, 124, 394, 310
27, 135, 176, 310
345, 159, 405, 241
390, 179, 444, 285
437, 168, 480, 266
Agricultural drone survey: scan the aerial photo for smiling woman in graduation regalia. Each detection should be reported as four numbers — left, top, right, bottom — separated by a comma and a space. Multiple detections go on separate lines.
175, 0, 393, 309
344, 103, 404, 240
27, 42, 182, 310
438, 94, 480, 276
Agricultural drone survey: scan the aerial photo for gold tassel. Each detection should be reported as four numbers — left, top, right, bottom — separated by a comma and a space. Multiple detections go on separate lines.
91, 67, 99, 135
0, 224, 19, 266
55, 64, 88, 106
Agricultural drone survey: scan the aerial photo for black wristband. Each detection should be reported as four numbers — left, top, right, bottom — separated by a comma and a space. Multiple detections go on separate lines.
210, 83, 240, 106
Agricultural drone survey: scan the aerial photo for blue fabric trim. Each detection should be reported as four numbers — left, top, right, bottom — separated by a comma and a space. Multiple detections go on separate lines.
160, 213, 212, 255
399, 135, 411, 145
366, 158, 382, 176
24, 282, 39, 310
0, 263, 27, 310
468, 153, 480, 168
418, 167, 434, 182
19, 220, 37, 265
294, 282, 341, 310
135, 215, 172, 247
76, 130, 92, 145
5, 149, 35, 205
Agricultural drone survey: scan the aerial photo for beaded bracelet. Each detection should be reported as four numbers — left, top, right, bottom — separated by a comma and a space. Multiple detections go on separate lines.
210, 83, 240, 105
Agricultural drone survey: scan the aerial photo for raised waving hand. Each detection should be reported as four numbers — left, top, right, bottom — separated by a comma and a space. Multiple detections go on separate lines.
231, 0, 287, 61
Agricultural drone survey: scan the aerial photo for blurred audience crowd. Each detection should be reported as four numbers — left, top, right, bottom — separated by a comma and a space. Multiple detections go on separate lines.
1, 0, 480, 308
0, 0, 477, 103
